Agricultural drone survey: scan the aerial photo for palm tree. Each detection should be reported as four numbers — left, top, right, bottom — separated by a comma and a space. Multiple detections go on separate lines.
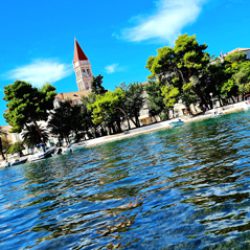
48, 101, 74, 145
22, 124, 48, 148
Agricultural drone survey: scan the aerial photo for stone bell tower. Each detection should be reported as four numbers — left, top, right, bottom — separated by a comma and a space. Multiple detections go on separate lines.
73, 39, 93, 91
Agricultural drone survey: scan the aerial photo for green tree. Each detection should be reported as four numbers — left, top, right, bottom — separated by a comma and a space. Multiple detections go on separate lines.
206, 62, 228, 106
40, 83, 57, 118
0, 129, 10, 160
225, 51, 247, 64
4, 81, 56, 133
49, 101, 77, 144
220, 79, 238, 102
88, 89, 125, 134
234, 61, 250, 97
22, 124, 48, 148
7, 142, 24, 157
82, 94, 102, 138
146, 34, 212, 111
219, 52, 248, 101
91, 75, 107, 95
174, 34, 211, 109
121, 83, 144, 128
161, 85, 180, 111
146, 47, 177, 84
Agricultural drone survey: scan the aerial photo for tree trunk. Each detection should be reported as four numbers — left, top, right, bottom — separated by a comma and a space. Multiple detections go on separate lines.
153, 116, 158, 123
219, 98, 223, 107
130, 117, 137, 127
111, 123, 116, 134
135, 115, 140, 127
230, 96, 235, 103
108, 126, 112, 135
186, 105, 193, 116
65, 136, 70, 145
126, 118, 131, 130
117, 107, 131, 131
116, 119, 122, 133
33, 121, 45, 144
0, 137, 5, 160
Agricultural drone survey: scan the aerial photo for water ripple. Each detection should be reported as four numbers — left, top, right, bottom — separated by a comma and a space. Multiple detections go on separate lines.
1, 111, 250, 249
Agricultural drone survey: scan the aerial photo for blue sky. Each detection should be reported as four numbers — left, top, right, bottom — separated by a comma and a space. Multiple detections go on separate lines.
0, 0, 249, 125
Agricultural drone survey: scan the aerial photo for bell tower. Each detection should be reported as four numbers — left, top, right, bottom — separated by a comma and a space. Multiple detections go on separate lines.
73, 39, 93, 91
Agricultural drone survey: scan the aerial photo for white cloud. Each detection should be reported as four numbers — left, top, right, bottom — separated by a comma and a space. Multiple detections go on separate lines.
105, 63, 120, 74
6, 59, 72, 87
120, 0, 207, 43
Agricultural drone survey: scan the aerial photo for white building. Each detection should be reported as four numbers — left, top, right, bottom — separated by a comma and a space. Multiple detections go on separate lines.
226, 48, 250, 59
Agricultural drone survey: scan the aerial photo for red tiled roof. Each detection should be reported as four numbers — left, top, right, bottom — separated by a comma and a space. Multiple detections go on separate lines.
55, 90, 90, 100
73, 39, 88, 62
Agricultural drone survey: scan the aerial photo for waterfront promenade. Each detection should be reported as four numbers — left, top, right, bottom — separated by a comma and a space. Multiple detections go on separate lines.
77, 101, 250, 148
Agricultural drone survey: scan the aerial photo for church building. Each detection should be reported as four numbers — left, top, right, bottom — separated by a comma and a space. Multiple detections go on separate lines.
73, 39, 93, 91
55, 39, 92, 104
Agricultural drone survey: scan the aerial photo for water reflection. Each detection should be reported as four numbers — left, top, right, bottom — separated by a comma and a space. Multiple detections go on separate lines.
0, 112, 250, 249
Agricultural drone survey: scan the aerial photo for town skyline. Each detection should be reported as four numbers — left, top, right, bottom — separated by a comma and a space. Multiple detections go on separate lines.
0, 0, 249, 125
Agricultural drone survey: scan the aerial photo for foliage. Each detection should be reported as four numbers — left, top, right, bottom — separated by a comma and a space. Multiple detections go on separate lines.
81, 94, 101, 137
2, 34, 250, 145
145, 81, 165, 119
1, 136, 10, 152
48, 101, 76, 144
121, 83, 144, 127
40, 83, 57, 114
233, 61, 250, 96
146, 34, 212, 111
88, 89, 125, 134
7, 142, 24, 156
224, 51, 247, 64
161, 85, 180, 109
91, 75, 107, 95
146, 47, 176, 83
0, 129, 10, 160
4, 81, 56, 132
218, 52, 249, 99
22, 124, 48, 147
146, 34, 250, 112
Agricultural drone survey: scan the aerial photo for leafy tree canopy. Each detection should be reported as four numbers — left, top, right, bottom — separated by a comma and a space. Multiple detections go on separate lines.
4, 81, 56, 132
91, 75, 107, 95
7, 141, 24, 156
121, 83, 144, 127
88, 88, 125, 127
22, 124, 48, 147
48, 100, 84, 144
145, 81, 165, 118
146, 34, 212, 111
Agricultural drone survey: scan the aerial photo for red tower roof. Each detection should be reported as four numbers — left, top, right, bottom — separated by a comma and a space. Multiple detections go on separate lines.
73, 39, 88, 63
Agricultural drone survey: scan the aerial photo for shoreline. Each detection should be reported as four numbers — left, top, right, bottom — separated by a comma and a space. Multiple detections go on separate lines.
1, 101, 249, 167
75, 101, 250, 149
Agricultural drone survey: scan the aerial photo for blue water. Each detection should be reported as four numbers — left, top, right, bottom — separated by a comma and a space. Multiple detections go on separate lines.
1, 112, 250, 249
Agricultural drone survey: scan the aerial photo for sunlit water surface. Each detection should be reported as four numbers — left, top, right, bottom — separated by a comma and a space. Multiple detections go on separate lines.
1, 112, 250, 249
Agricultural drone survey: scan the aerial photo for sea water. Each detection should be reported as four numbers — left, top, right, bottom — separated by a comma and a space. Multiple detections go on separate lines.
1, 111, 250, 249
